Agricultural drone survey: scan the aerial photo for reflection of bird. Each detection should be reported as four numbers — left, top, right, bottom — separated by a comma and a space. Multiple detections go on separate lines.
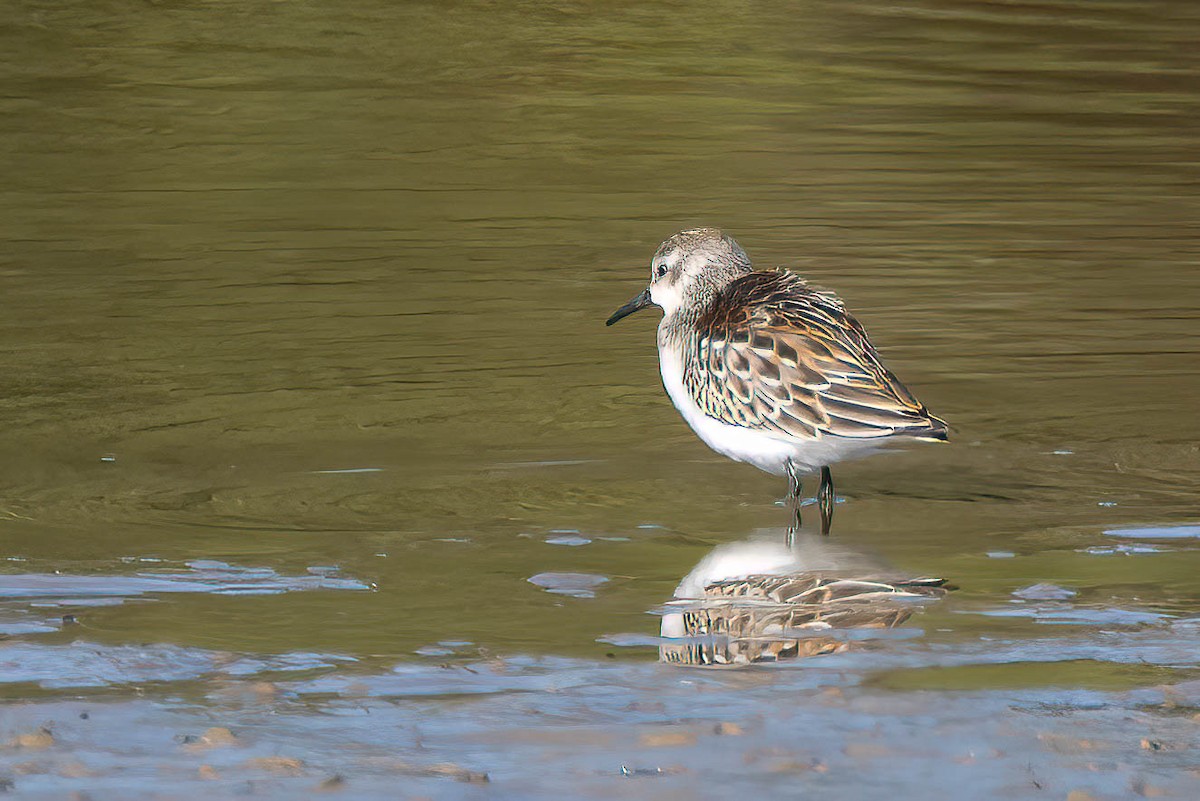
659, 537, 949, 667
607, 228, 947, 535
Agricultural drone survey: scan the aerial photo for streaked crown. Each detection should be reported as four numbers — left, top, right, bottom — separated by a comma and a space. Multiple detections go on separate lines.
649, 228, 754, 316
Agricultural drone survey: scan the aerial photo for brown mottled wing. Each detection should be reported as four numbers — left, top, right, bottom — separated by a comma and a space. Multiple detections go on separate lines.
688, 271, 948, 441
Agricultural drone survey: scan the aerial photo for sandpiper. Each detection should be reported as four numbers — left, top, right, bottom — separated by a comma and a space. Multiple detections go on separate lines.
606, 228, 947, 536
659, 536, 950, 666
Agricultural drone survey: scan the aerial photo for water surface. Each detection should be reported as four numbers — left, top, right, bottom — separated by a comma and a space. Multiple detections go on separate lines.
2, 0, 1199, 796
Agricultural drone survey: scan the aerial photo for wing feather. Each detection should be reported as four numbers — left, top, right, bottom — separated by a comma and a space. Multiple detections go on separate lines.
687, 271, 947, 442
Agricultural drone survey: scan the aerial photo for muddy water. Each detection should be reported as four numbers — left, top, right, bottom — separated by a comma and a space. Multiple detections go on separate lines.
2, 0, 1199, 796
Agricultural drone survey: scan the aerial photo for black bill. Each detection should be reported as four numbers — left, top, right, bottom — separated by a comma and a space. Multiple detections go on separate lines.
605, 288, 654, 326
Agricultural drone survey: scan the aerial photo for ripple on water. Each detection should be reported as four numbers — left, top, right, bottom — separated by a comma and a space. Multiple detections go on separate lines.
527, 572, 609, 598
1080, 543, 1168, 556
1012, 583, 1077, 601
414, 645, 456, 657
0, 619, 59, 636
0, 560, 372, 600
970, 604, 1168, 627
0, 560, 372, 638
1104, 525, 1200, 540
414, 641, 473, 657
544, 534, 592, 547
288, 655, 604, 698
0, 640, 354, 689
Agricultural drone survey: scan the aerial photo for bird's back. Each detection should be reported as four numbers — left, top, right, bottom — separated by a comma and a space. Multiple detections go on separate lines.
678, 270, 947, 443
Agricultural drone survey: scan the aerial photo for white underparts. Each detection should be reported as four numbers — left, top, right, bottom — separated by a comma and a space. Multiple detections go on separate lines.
657, 334, 880, 477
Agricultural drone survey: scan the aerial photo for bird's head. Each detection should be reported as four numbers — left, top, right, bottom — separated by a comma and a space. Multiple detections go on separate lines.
606, 228, 752, 325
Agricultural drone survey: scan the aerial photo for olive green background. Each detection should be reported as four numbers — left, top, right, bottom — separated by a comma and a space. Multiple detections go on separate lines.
2, 0, 1198, 678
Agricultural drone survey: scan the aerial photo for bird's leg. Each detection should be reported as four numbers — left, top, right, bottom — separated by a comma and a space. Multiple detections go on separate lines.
785, 459, 802, 547
817, 466, 834, 537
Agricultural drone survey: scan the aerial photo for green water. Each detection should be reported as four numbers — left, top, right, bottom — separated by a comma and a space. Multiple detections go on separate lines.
3, 0, 1199, 706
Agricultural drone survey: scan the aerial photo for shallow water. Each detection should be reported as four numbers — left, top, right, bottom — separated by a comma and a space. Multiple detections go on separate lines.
2, 0, 1199, 796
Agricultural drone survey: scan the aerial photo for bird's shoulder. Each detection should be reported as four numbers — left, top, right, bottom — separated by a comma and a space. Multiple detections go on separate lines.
695, 269, 864, 363
700, 270, 859, 335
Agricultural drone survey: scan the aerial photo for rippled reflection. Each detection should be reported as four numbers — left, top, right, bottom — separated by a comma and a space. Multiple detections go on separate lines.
659, 532, 948, 666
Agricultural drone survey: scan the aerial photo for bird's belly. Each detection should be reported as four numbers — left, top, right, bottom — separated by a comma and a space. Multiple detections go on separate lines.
658, 346, 877, 477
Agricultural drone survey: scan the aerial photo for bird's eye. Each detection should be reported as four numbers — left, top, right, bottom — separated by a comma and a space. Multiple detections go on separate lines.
654, 264, 668, 279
